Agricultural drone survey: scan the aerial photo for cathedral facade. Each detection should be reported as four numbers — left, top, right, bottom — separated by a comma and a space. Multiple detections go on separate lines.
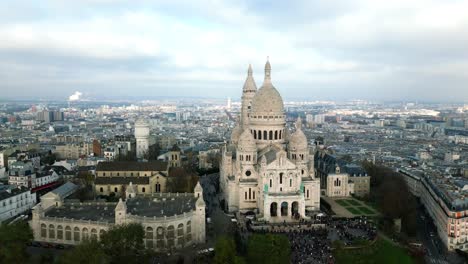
220, 60, 320, 222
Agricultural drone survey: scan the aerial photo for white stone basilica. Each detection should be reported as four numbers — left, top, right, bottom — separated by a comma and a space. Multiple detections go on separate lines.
220, 60, 320, 222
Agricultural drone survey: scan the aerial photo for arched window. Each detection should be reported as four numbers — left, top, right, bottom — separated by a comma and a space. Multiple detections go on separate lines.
65, 226, 72, 240
74, 227, 80, 241
177, 223, 184, 246
249, 188, 251, 200
49, 224, 55, 239
156, 227, 165, 249
253, 191, 255, 200
275, 130, 278, 140
57, 225, 63, 240
114, 187, 118, 193
186, 221, 192, 242
146, 227, 154, 248
258, 130, 262, 140
82, 228, 89, 240
280, 173, 283, 184
307, 189, 309, 198
91, 229, 97, 239
279, 130, 282, 139
99, 229, 105, 239
142, 187, 146, 193
263, 131, 267, 140
290, 179, 292, 187
270, 179, 272, 188
167, 226, 175, 248
245, 192, 247, 200
100, 187, 103, 193
269, 130, 273, 140
41, 224, 47, 238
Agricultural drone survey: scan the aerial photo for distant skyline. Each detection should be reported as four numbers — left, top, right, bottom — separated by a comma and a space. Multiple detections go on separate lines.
1, 0, 468, 102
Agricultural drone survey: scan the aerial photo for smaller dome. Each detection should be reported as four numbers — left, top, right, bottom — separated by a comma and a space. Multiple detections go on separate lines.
289, 117, 307, 151
230, 124, 243, 144
238, 129, 257, 152
289, 129, 308, 151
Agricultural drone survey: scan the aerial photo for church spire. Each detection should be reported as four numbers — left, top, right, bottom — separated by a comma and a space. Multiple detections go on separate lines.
248, 64, 253, 76
264, 57, 271, 84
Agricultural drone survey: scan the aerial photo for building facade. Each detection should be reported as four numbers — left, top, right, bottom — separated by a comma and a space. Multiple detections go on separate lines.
0, 186, 37, 223
8, 161, 36, 188
95, 161, 169, 196
30, 183, 206, 252
54, 143, 93, 160
220, 61, 320, 223
400, 169, 468, 251
315, 152, 370, 198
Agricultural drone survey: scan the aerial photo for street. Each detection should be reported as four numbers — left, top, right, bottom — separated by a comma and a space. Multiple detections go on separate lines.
416, 204, 464, 264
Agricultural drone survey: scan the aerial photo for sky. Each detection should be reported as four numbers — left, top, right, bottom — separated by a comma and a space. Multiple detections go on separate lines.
0, 0, 468, 102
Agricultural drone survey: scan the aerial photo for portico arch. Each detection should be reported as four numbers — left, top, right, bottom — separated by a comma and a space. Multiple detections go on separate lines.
291, 201, 299, 217
270, 202, 278, 217
281, 202, 288, 216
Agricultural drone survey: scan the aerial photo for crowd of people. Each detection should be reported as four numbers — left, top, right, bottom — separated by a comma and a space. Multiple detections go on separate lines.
330, 217, 377, 245
246, 215, 377, 263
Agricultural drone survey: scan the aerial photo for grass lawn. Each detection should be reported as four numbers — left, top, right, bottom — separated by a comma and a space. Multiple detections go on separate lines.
336, 199, 351, 207
334, 238, 414, 264
346, 207, 362, 215
358, 206, 375, 215
348, 199, 362, 206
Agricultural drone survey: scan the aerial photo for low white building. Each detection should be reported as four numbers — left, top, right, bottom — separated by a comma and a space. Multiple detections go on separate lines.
104, 146, 118, 161
0, 186, 37, 223
35, 171, 60, 189
8, 161, 36, 188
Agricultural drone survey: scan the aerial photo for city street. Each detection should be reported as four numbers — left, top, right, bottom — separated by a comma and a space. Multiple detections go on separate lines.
416, 204, 464, 264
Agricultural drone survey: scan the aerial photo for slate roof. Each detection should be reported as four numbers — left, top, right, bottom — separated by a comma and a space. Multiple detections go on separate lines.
50, 182, 79, 199
96, 161, 168, 171
95, 177, 150, 185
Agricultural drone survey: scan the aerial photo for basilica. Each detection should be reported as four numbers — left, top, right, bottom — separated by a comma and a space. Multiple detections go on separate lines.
220, 60, 320, 222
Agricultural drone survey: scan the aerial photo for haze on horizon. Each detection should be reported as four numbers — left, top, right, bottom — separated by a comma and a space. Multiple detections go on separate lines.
0, 0, 467, 102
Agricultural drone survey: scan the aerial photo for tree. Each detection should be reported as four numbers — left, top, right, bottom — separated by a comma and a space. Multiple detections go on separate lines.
167, 167, 199, 193
41, 151, 56, 165
57, 239, 109, 264
100, 223, 148, 264
362, 162, 417, 236
214, 236, 245, 264
145, 144, 161, 161
116, 151, 136, 161
247, 234, 290, 264
0, 221, 33, 264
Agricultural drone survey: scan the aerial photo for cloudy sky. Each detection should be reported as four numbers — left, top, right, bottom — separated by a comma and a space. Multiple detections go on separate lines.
1, 0, 467, 102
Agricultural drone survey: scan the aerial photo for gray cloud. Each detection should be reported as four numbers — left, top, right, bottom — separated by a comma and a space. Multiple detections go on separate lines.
0, 0, 467, 102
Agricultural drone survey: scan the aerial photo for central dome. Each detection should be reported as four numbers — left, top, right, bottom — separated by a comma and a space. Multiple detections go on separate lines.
251, 84, 284, 114
251, 60, 284, 115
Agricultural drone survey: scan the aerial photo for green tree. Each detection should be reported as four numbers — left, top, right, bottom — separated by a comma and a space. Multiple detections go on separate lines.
247, 234, 290, 264
145, 144, 161, 160
100, 223, 148, 264
42, 151, 57, 165
214, 236, 244, 264
57, 239, 109, 264
0, 221, 33, 264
